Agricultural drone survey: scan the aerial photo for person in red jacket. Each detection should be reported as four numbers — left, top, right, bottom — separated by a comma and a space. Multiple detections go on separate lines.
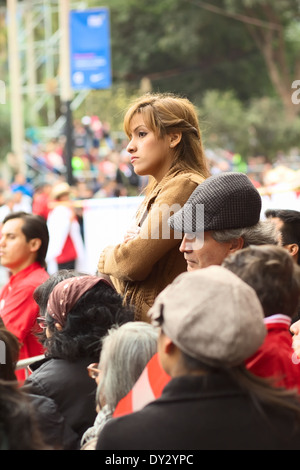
32, 182, 52, 221
0, 212, 49, 381
46, 182, 86, 275
223, 244, 300, 393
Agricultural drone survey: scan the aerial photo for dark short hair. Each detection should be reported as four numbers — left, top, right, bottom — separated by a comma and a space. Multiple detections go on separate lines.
2, 212, 49, 268
265, 209, 300, 265
34, 270, 79, 317
223, 244, 300, 318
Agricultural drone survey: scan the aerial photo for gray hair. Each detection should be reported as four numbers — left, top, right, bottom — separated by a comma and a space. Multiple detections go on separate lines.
211, 219, 279, 247
96, 321, 158, 411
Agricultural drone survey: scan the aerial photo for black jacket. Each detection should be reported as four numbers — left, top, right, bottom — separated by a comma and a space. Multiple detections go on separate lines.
96, 372, 300, 450
23, 357, 97, 450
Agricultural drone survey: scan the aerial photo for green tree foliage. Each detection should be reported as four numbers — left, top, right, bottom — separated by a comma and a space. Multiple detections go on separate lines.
1, 0, 299, 162
87, 0, 300, 113
0, 9, 7, 80
199, 90, 300, 160
0, 104, 11, 160
74, 84, 139, 131
87, 0, 270, 102
224, 0, 300, 117
83, 0, 300, 160
199, 90, 248, 154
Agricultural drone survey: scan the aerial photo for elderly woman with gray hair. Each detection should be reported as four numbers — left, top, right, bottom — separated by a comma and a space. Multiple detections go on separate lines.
81, 321, 158, 450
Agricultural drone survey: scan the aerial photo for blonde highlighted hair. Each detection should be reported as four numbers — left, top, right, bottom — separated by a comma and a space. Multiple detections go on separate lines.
124, 93, 210, 184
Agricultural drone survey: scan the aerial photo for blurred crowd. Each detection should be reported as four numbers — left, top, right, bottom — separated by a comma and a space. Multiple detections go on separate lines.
1, 115, 300, 221
0, 116, 147, 221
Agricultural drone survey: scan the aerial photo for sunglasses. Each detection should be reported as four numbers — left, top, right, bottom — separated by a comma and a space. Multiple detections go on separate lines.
37, 316, 47, 329
87, 363, 100, 380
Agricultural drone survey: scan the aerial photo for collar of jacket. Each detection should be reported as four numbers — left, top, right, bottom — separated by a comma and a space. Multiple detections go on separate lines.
159, 371, 244, 403
8, 262, 44, 285
27, 356, 50, 373
264, 314, 292, 331
136, 166, 195, 226
150, 166, 191, 197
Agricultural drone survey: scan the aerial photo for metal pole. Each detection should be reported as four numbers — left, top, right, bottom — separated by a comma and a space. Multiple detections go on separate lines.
44, 0, 56, 126
25, 0, 37, 126
7, 0, 25, 174
58, 0, 74, 186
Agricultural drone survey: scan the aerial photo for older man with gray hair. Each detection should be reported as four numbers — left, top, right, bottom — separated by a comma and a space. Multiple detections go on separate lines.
168, 172, 278, 271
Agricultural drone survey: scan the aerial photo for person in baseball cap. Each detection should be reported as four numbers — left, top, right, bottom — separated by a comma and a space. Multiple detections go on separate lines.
168, 172, 278, 271
96, 266, 300, 450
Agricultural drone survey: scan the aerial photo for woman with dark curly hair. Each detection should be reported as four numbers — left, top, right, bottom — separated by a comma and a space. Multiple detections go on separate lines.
22, 274, 134, 450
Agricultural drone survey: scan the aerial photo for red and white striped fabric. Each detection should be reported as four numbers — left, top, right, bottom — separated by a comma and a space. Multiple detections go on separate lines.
263, 314, 292, 328
246, 313, 300, 393
113, 353, 171, 418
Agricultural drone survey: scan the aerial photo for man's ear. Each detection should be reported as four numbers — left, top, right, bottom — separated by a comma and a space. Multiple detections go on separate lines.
229, 237, 244, 254
169, 132, 182, 149
163, 335, 176, 354
158, 332, 181, 376
285, 243, 299, 262
29, 238, 42, 253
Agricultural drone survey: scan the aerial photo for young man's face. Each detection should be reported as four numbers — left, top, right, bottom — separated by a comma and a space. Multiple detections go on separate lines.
268, 216, 299, 262
0, 218, 36, 275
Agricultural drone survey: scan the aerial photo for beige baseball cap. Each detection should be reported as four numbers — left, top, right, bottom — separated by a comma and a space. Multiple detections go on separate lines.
148, 266, 266, 368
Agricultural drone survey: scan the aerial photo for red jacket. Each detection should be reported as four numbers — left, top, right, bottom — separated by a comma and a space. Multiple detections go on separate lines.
0, 262, 49, 381
32, 193, 50, 220
246, 314, 300, 393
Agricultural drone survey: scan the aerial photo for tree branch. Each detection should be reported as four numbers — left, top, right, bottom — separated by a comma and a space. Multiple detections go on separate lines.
244, 5, 298, 118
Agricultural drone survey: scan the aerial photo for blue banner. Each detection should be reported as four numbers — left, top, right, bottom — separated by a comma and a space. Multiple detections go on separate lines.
70, 8, 111, 90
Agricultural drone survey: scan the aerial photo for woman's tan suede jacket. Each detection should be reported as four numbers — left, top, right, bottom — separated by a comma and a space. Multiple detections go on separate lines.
97, 166, 206, 321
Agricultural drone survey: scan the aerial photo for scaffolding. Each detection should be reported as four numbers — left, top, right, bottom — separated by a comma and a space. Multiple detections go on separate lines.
5, 0, 90, 169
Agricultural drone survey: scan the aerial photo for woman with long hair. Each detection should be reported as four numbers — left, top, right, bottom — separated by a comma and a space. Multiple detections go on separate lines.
98, 92, 210, 321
